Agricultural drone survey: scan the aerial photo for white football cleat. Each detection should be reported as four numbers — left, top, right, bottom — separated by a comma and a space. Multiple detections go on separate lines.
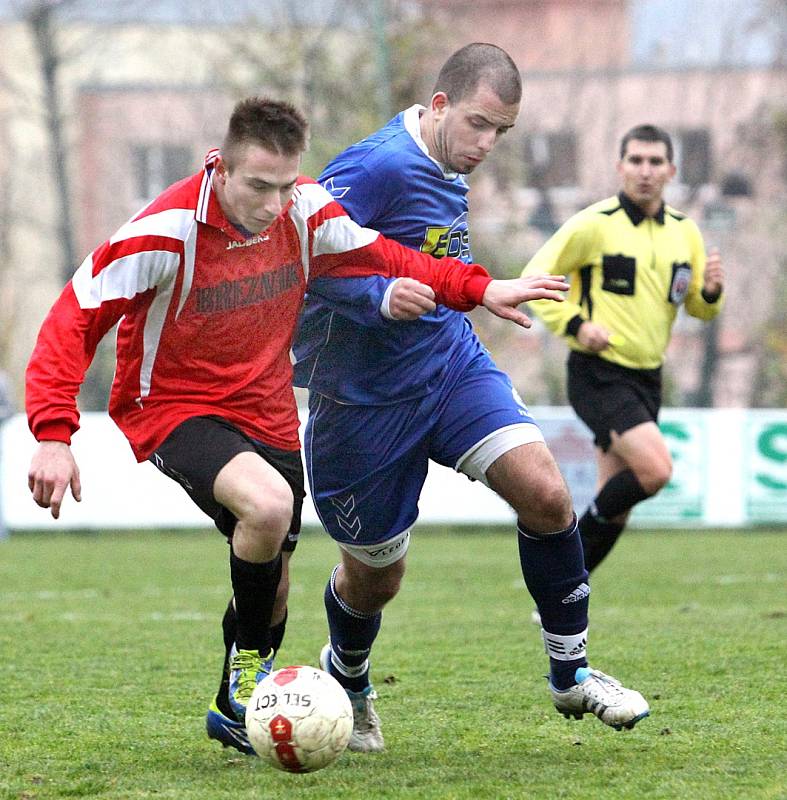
345, 685, 385, 753
550, 667, 650, 730
320, 642, 385, 753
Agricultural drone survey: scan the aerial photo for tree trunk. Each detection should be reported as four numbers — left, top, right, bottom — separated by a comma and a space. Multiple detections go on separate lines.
28, 1, 78, 284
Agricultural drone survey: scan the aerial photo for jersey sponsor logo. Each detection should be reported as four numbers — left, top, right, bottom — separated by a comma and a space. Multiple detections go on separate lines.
420, 212, 471, 261
668, 262, 692, 305
225, 233, 270, 250
322, 176, 351, 200
195, 262, 300, 313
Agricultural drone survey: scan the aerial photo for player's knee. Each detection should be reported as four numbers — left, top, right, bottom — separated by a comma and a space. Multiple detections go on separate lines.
241, 484, 293, 540
344, 567, 402, 609
640, 470, 671, 496
638, 459, 672, 496
519, 478, 573, 532
368, 571, 402, 606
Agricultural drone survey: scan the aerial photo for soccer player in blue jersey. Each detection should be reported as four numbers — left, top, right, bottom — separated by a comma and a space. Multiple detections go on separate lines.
293, 43, 650, 751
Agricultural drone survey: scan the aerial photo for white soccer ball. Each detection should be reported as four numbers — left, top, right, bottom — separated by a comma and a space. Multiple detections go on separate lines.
245, 665, 353, 772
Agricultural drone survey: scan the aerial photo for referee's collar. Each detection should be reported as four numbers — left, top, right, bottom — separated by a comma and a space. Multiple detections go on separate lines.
619, 192, 666, 226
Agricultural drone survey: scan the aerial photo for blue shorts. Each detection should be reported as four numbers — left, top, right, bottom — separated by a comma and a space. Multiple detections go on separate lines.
304, 351, 539, 548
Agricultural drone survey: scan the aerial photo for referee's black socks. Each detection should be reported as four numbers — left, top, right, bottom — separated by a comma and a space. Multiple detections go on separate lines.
580, 468, 650, 572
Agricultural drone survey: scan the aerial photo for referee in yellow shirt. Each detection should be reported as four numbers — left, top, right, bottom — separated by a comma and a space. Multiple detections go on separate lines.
523, 124, 725, 573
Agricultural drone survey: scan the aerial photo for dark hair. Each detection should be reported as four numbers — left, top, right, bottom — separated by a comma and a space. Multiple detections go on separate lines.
432, 43, 521, 106
222, 97, 308, 169
620, 124, 674, 162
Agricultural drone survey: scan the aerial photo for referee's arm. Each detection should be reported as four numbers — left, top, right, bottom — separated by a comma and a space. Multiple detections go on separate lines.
683, 221, 725, 320
522, 213, 596, 338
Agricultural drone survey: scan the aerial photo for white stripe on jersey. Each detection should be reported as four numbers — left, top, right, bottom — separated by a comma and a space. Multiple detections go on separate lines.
312, 215, 377, 258
110, 208, 195, 246
292, 181, 334, 217
175, 221, 198, 318
287, 203, 311, 282
72, 250, 181, 309
291, 182, 378, 263
196, 166, 213, 224
138, 275, 177, 405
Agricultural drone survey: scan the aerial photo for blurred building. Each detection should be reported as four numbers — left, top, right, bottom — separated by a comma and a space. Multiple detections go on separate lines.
0, 0, 784, 410
420, 0, 787, 407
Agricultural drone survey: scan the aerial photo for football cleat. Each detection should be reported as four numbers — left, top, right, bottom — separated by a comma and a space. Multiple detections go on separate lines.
320, 642, 385, 753
206, 697, 257, 756
228, 645, 273, 721
550, 667, 650, 730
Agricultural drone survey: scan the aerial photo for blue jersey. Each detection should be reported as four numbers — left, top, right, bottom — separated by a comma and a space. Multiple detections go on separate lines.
292, 105, 486, 404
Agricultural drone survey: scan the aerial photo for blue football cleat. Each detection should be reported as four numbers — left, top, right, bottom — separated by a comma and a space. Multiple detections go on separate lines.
206, 697, 257, 755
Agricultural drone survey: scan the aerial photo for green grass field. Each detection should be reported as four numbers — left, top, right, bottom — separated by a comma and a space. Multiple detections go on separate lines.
1, 527, 784, 800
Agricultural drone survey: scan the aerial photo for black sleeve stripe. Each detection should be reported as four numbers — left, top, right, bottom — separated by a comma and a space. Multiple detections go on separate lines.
579, 265, 593, 319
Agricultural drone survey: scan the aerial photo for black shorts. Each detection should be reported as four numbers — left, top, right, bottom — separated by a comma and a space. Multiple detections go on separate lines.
567, 351, 662, 452
149, 416, 305, 551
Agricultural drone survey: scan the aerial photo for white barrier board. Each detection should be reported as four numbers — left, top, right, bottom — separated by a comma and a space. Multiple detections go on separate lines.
2, 408, 785, 531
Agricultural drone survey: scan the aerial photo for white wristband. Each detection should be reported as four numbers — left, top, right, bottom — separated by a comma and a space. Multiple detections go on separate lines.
380, 278, 403, 320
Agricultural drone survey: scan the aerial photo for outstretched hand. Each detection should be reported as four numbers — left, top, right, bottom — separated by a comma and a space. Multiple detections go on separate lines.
28, 440, 82, 519
481, 274, 569, 327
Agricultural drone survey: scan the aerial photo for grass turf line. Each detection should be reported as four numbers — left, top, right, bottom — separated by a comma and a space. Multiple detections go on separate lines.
0, 528, 784, 800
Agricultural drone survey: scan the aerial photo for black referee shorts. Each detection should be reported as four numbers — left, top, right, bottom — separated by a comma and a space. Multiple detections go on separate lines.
567, 351, 662, 452
149, 415, 305, 551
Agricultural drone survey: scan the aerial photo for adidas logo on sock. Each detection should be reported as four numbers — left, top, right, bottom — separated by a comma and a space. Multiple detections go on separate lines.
561, 582, 590, 604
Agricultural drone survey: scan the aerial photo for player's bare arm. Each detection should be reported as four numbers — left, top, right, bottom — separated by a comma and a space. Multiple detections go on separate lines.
481, 274, 569, 327
703, 246, 724, 296
27, 440, 82, 520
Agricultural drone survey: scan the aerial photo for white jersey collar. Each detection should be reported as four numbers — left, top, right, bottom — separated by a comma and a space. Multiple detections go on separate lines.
402, 104, 459, 180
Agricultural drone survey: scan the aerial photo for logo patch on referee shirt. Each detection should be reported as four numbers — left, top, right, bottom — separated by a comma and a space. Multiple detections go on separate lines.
668, 262, 692, 305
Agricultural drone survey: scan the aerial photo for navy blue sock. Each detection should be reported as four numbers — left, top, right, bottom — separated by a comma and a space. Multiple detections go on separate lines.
517, 515, 589, 690
323, 565, 381, 693
230, 550, 281, 654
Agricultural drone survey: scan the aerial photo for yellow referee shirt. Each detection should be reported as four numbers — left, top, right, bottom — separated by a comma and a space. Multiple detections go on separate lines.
523, 193, 723, 370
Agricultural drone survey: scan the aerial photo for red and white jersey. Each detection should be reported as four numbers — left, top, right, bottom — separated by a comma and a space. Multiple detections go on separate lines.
26, 150, 492, 460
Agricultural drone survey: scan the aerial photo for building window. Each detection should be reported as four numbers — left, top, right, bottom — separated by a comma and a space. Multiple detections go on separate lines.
132, 144, 193, 202
525, 131, 578, 188
675, 129, 712, 187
